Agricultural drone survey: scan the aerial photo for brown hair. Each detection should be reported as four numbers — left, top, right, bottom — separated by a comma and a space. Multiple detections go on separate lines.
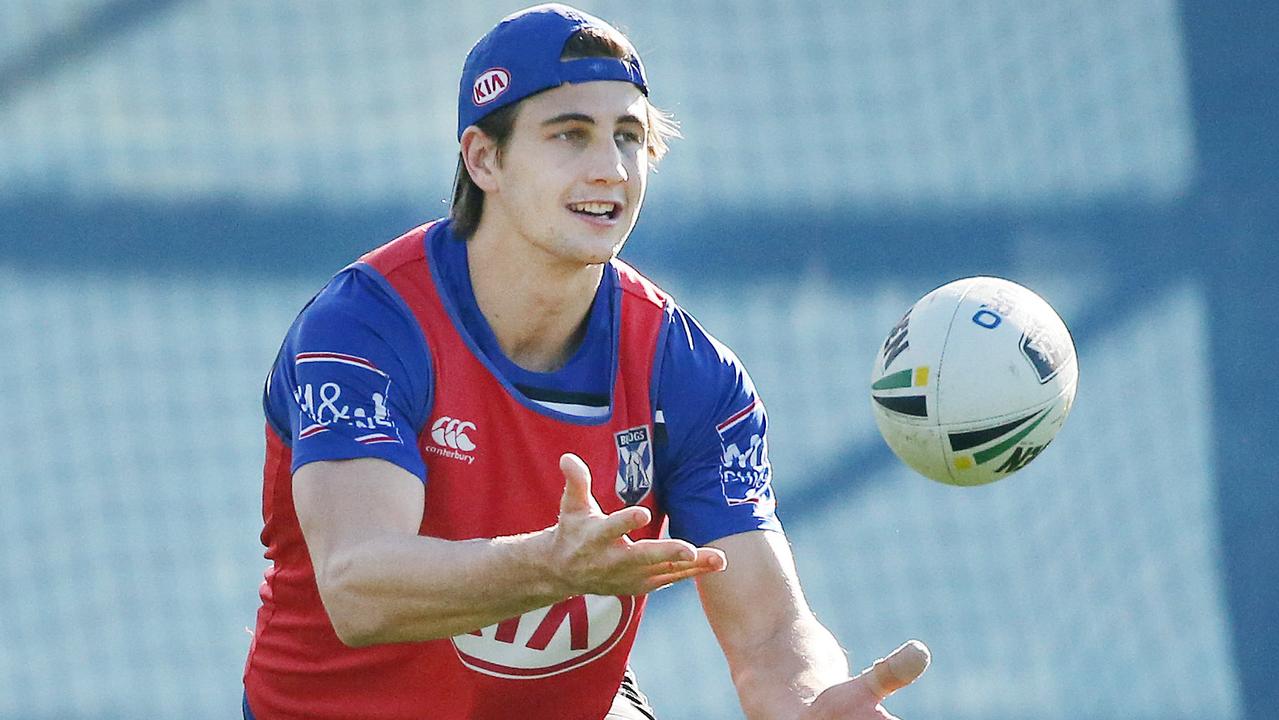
448, 26, 679, 238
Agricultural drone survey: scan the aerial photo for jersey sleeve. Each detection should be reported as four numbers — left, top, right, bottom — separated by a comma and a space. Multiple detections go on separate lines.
653, 305, 782, 546
265, 266, 431, 481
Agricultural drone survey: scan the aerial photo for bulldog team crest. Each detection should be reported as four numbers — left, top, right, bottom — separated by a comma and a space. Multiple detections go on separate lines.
614, 426, 653, 505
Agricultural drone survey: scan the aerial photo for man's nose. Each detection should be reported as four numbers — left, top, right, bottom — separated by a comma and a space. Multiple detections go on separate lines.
586, 137, 628, 184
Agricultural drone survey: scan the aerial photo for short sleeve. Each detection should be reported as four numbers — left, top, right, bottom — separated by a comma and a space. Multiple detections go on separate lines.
653, 306, 782, 546
264, 267, 431, 481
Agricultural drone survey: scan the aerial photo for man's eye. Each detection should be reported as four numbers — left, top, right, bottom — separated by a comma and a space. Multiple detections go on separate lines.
555, 129, 586, 141
615, 130, 644, 145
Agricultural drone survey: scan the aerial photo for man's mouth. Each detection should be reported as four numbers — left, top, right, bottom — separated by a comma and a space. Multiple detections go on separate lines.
567, 201, 622, 221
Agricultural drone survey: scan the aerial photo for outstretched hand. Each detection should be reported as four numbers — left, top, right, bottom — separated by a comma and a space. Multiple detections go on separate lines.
801, 640, 931, 720
547, 453, 726, 596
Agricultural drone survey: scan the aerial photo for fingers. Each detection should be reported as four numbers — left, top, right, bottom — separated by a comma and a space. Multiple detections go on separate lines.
631, 540, 731, 569
859, 640, 931, 700
630, 537, 696, 565
689, 546, 728, 572
559, 453, 602, 515
608, 504, 654, 535
641, 566, 718, 592
638, 549, 729, 591
555, 452, 728, 596
559, 453, 654, 540
707, 547, 728, 567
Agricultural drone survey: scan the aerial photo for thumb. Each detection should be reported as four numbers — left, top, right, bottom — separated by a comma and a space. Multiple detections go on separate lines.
559, 453, 601, 515
854, 639, 931, 700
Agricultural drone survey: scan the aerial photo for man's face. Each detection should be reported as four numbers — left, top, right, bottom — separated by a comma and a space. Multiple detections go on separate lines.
484, 80, 650, 266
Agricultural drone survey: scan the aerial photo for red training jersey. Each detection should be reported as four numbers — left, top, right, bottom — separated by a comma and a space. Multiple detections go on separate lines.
244, 224, 670, 719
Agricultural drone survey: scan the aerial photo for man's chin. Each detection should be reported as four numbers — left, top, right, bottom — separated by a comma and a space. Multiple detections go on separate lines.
567, 234, 628, 266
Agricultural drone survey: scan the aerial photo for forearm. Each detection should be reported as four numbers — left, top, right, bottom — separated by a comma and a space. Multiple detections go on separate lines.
725, 613, 849, 720
700, 531, 853, 720
318, 528, 566, 646
298, 455, 718, 649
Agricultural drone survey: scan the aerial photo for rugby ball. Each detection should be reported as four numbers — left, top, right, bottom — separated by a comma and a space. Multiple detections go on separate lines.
870, 277, 1078, 486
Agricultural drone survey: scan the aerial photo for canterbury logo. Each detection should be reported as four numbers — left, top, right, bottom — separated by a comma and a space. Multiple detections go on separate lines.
431, 416, 477, 451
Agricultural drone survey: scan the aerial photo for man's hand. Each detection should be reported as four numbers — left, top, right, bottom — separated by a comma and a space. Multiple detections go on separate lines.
800, 640, 931, 720
546, 453, 726, 596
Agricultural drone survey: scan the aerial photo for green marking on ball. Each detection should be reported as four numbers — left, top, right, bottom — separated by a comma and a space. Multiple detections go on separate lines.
972, 409, 1050, 465
872, 369, 914, 390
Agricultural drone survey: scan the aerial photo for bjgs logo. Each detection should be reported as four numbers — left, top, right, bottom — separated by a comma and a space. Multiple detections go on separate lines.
431, 416, 476, 451
452, 595, 636, 679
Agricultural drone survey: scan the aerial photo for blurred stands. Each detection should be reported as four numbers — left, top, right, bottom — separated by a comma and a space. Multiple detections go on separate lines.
1, 1, 1275, 718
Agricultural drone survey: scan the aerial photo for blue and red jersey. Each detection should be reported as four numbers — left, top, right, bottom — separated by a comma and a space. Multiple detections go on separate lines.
244, 220, 780, 719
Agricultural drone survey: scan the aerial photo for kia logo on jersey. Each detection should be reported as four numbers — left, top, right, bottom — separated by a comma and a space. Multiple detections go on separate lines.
451, 595, 636, 679
472, 68, 510, 105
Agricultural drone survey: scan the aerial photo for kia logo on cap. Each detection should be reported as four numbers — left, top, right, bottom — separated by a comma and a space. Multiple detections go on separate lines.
473, 68, 511, 105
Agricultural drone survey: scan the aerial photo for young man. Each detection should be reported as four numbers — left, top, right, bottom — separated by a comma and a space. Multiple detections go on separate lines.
242, 4, 929, 719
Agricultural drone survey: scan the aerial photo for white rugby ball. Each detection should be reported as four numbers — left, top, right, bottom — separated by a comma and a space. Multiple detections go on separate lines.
870, 277, 1078, 486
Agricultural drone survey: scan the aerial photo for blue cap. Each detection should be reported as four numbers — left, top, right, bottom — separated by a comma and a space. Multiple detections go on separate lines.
458, 3, 648, 140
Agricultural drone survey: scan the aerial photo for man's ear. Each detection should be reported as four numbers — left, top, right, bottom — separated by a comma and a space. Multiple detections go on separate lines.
460, 126, 501, 193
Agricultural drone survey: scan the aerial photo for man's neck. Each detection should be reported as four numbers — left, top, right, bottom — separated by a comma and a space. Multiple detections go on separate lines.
465, 223, 605, 374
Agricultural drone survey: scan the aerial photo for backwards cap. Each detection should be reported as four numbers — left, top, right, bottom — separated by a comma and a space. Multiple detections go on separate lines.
457, 3, 648, 140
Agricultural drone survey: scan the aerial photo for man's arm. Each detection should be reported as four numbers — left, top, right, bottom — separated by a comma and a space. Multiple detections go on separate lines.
698, 530, 928, 720
295, 453, 726, 647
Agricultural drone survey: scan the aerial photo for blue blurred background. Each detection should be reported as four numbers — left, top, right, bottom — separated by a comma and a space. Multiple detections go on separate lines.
1, 1, 1275, 718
